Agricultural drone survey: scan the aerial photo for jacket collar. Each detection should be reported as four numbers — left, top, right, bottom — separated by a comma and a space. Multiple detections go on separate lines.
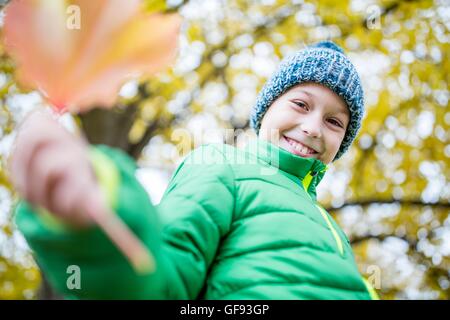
245, 138, 328, 200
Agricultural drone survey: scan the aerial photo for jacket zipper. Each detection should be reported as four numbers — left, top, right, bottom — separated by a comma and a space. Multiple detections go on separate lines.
303, 170, 379, 298
302, 169, 344, 256
315, 204, 344, 256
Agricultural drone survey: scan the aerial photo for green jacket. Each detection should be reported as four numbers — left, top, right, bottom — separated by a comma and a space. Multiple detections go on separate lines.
15, 138, 378, 299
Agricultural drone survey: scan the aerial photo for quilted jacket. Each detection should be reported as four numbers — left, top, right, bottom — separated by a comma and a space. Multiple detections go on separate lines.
15, 138, 378, 299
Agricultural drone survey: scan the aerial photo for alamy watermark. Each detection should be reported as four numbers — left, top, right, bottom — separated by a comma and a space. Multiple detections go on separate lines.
66, 5, 81, 30
174, 128, 283, 176
366, 264, 382, 290
66, 265, 81, 290
366, 5, 382, 30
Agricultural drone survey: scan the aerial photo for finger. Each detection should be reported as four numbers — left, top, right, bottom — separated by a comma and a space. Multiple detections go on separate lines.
46, 170, 74, 220
11, 111, 65, 194
26, 143, 65, 206
47, 170, 95, 227
67, 173, 99, 227
11, 130, 53, 196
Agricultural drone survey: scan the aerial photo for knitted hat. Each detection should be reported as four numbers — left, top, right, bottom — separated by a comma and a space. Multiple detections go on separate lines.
250, 41, 365, 161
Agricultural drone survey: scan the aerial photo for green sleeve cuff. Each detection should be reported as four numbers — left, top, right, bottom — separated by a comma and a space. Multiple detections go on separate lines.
35, 146, 121, 232
87, 146, 120, 209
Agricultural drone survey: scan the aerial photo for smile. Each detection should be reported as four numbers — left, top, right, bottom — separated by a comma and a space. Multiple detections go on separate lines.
283, 136, 319, 157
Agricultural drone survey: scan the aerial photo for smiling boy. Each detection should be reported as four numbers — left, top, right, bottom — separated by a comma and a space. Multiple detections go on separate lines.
259, 82, 350, 164
11, 41, 378, 299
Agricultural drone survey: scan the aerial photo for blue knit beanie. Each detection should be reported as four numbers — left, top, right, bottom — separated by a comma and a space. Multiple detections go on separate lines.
250, 41, 365, 162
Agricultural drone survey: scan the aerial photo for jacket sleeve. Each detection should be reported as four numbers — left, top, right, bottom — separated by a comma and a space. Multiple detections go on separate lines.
14, 144, 235, 299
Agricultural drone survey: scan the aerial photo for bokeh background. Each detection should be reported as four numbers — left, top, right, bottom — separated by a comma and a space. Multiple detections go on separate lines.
0, 0, 448, 299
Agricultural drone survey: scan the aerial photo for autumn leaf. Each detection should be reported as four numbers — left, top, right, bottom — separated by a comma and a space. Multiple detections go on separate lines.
2, 0, 182, 113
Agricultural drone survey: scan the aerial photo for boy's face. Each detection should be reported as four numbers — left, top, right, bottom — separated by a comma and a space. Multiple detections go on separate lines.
259, 82, 350, 164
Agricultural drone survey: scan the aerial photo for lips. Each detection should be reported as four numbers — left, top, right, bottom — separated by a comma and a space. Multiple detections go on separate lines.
283, 135, 319, 157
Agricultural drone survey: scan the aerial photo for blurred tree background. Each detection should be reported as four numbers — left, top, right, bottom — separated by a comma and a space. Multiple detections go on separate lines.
0, 0, 448, 299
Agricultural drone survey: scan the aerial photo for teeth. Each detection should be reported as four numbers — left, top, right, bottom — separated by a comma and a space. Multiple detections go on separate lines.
287, 138, 316, 154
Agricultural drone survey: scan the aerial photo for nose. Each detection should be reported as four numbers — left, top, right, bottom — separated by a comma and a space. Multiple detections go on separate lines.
299, 115, 322, 139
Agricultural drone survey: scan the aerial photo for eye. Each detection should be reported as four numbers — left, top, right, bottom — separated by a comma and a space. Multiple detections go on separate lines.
328, 118, 343, 128
293, 101, 308, 110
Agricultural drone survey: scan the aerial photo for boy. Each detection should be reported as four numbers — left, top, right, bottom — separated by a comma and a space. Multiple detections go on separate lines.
9, 41, 378, 299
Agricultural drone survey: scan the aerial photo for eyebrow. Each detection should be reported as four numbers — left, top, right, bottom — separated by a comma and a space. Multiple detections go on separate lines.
296, 89, 315, 100
294, 89, 349, 116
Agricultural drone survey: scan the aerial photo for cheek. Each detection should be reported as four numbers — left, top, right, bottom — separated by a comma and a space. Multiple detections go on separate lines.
261, 109, 285, 130
324, 132, 345, 154
270, 107, 299, 129
261, 103, 310, 135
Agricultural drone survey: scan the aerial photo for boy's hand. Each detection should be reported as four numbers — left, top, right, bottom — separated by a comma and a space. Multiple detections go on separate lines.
9, 110, 156, 272
8, 110, 99, 228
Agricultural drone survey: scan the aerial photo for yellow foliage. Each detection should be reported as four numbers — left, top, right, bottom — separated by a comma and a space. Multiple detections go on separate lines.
0, 0, 448, 300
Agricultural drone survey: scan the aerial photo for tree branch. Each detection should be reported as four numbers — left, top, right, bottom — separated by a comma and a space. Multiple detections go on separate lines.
350, 234, 417, 246
325, 198, 450, 213
163, 0, 189, 14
